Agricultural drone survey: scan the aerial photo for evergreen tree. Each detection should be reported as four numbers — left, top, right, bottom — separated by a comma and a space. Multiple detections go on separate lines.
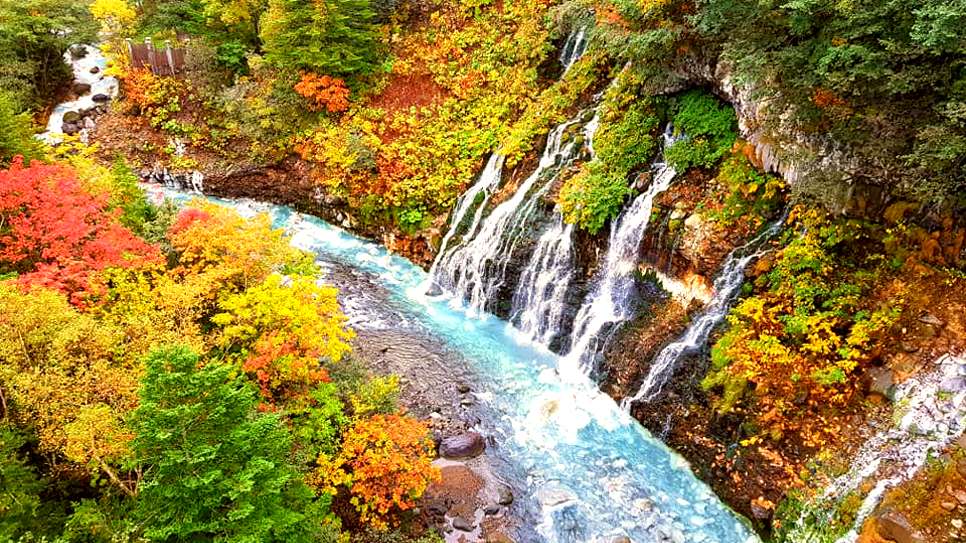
0, 426, 45, 541
0, 91, 44, 165
132, 345, 316, 542
259, 0, 379, 76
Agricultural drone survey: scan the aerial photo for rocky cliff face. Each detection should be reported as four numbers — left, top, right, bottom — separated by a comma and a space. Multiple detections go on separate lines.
648, 54, 893, 214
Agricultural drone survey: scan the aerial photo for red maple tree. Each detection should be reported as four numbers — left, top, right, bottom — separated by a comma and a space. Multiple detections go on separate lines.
0, 157, 159, 304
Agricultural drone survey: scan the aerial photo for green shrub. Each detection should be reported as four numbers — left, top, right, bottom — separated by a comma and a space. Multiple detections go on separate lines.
558, 164, 631, 234
558, 91, 661, 233
711, 154, 785, 225
665, 90, 737, 171
594, 99, 661, 175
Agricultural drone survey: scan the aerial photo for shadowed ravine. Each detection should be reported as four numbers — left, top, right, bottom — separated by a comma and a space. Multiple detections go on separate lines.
152, 186, 758, 543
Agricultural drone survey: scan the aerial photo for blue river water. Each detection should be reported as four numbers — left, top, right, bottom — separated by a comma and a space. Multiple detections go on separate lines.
154, 188, 758, 543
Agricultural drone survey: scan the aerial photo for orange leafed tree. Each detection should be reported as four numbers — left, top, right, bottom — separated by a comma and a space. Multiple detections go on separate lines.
312, 414, 440, 529
294, 72, 351, 113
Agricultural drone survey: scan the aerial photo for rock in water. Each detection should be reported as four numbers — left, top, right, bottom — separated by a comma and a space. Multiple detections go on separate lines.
90, 66, 100, 74
866, 367, 897, 401
70, 45, 88, 59
452, 516, 474, 531
92, 94, 110, 103
876, 510, 925, 543
63, 110, 81, 123
497, 486, 514, 505
72, 82, 92, 95
439, 432, 485, 459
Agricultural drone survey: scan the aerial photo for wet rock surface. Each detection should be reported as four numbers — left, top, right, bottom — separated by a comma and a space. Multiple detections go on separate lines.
874, 510, 925, 543
439, 432, 486, 459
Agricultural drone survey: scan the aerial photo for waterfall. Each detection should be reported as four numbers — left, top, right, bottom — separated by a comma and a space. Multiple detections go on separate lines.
510, 215, 576, 346
560, 27, 588, 73
429, 116, 584, 314
426, 154, 505, 287
508, 113, 600, 347
427, 27, 591, 314
785, 353, 965, 543
621, 213, 786, 408
561, 128, 678, 373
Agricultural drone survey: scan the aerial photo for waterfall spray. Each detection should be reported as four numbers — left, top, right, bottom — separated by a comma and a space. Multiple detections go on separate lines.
426, 154, 505, 289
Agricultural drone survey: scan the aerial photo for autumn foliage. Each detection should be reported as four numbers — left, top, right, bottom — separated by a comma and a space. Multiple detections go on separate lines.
0, 157, 159, 303
312, 414, 439, 529
213, 273, 353, 405
294, 72, 351, 113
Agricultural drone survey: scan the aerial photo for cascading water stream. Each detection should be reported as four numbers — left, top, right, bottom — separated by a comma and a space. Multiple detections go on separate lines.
426, 154, 505, 286
562, 127, 679, 373
508, 112, 600, 347
621, 213, 787, 408
510, 215, 576, 346
559, 27, 588, 73
39, 44, 118, 144
784, 353, 965, 543
428, 115, 586, 315
149, 184, 760, 543
428, 25, 591, 322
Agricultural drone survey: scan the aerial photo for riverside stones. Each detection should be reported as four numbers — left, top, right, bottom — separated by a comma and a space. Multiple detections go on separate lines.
439, 431, 485, 459
918, 312, 944, 327
876, 509, 925, 543
451, 516, 474, 531
497, 486, 513, 505
867, 367, 897, 401
63, 110, 81, 123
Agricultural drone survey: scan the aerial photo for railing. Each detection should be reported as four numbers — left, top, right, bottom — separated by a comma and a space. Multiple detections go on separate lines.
125, 38, 186, 75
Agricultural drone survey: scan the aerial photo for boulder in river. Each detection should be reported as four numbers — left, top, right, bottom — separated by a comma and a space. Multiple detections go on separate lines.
497, 485, 514, 505
875, 509, 925, 543
69, 45, 88, 59
72, 82, 92, 95
439, 431, 485, 459
90, 66, 100, 74
866, 367, 896, 401
63, 110, 81, 123
451, 516, 474, 531
92, 93, 110, 103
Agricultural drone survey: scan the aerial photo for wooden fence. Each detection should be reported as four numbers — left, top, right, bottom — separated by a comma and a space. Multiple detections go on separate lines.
126, 38, 187, 75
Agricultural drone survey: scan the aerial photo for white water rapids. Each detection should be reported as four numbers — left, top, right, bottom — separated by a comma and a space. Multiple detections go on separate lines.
39, 44, 118, 144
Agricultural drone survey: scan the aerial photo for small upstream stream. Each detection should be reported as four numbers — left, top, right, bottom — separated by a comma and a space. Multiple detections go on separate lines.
151, 187, 757, 543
